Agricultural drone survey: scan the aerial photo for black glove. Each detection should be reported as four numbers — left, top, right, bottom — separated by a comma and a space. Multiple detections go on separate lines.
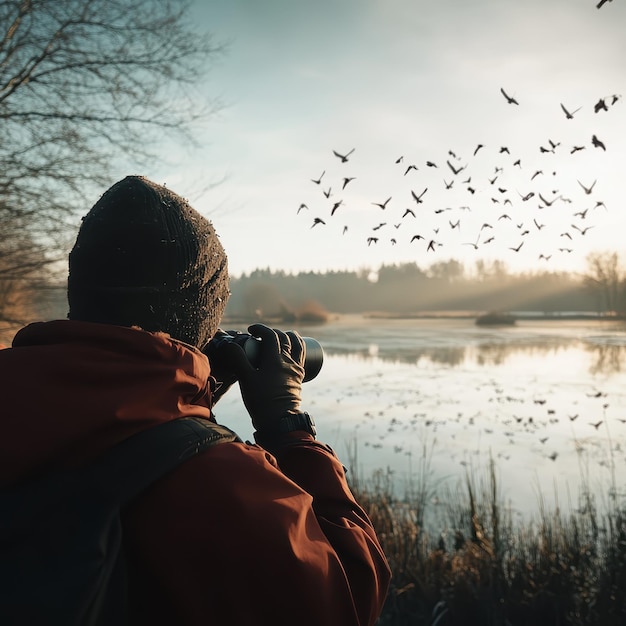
216, 323, 305, 432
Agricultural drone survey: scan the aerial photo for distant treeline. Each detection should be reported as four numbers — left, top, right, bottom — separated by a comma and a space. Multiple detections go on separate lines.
226, 260, 621, 320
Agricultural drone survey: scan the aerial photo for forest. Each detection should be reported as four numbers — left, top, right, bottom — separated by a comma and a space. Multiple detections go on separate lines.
225, 253, 626, 321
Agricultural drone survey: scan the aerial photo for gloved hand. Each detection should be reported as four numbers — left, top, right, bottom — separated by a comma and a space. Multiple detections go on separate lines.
203, 329, 241, 406
217, 323, 305, 432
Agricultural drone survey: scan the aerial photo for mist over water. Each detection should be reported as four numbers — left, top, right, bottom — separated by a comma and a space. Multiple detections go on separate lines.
213, 315, 626, 520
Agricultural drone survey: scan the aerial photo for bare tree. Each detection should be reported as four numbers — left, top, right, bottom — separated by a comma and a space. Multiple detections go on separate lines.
0, 0, 223, 273
584, 251, 624, 314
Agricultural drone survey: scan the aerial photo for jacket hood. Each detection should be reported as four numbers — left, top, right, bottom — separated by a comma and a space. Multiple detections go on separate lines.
0, 320, 214, 488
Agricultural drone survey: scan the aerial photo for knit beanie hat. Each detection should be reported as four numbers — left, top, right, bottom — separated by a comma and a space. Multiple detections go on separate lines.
67, 175, 230, 348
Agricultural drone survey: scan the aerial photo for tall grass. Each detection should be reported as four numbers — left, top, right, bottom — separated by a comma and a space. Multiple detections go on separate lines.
350, 452, 626, 625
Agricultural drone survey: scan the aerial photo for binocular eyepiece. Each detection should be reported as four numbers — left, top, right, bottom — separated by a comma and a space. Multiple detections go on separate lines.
212, 331, 324, 382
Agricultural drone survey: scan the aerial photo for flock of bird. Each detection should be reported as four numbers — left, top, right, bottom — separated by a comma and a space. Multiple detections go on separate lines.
298, 89, 621, 263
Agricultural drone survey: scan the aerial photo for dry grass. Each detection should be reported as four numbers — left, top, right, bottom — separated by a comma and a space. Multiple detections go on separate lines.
351, 457, 626, 626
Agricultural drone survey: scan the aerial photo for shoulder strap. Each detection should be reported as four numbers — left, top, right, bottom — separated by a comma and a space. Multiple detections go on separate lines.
89, 417, 242, 505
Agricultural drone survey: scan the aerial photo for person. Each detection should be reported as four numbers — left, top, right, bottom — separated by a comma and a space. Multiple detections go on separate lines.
0, 176, 391, 625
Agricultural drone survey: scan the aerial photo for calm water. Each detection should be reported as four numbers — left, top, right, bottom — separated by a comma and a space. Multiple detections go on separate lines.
214, 315, 626, 518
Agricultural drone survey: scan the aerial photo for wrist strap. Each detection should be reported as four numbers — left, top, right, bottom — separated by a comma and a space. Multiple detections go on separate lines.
274, 411, 316, 437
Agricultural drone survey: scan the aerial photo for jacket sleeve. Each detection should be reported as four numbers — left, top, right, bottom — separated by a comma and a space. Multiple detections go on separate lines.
123, 434, 391, 626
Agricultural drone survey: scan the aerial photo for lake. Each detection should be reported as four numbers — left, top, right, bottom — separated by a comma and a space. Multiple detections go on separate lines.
212, 315, 626, 520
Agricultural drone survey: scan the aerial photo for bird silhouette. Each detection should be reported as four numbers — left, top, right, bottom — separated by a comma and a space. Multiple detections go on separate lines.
589, 420, 603, 430
449, 219, 460, 229
297, 203, 308, 214
366, 237, 378, 246
500, 87, 519, 105
519, 191, 535, 202
410, 234, 425, 242
509, 242, 524, 252
446, 160, 466, 175
538, 193, 559, 207
592, 134, 606, 151
571, 224, 594, 236
330, 201, 343, 216
342, 177, 356, 189
323, 187, 332, 198
443, 179, 454, 190
577, 179, 597, 195
427, 239, 439, 252
404, 164, 418, 176
594, 98, 608, 113
560, 103, 581, 119
372, 197, 392, 210
311, 217, 326, 228
473, 144, 484, 156
311, 171, 325, 185
597, 0, 612, 8
372, 222, 386, 231
332, 148, 355, 163
426, 161, 438, 168
571, 145, 585, 154
402, 208, 416, 218
411, 188, 428, 204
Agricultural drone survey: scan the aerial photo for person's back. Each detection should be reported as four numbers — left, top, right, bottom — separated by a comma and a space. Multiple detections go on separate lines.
0, 176, 390, 625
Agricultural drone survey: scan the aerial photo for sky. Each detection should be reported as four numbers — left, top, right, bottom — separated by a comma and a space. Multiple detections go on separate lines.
139, 0, 626, 279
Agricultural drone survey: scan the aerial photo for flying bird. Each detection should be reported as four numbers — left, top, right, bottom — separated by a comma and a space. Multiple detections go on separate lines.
404, 164, 419, 176
473, 144, 484, 156
297, 203, 308, 214
538, 193, 559, 207
500, 87, 519, 105
594, 98, 609, 113
411, 188, 428, 204
311, 217, 326, 228
426, 161, 438, 168
402, 208, 416, 218
571, 224, 594, 236
366, 237, 379, 246
330, 201, 343, 216
560, 103, 581, 119
571, 145, 585, 154
311, 171, 325, 185
597, 0, 612, 8
427, 239, 439, 252
332, 148, 355, 163
591, 134, 606, 151
410, 234, 425, 242
342, 177, 356, 189
372, 196, 392, 210
577, 179, 597, 195
509, 242, 524, 252
446, 160, 466, 175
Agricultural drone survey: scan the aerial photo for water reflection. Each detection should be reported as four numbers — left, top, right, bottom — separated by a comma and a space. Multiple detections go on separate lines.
323, 339, 626, 376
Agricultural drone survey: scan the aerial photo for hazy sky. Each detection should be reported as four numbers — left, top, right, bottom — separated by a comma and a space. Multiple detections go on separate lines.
138, 0, 626, 278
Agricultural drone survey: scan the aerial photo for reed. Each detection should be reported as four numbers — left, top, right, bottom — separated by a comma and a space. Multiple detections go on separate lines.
350, 455, 626, 625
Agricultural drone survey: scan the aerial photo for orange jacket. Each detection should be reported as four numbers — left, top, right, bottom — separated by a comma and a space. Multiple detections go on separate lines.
1, 320, 390, 625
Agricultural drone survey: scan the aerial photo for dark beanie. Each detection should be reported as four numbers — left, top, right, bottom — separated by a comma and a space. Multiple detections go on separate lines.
67, 175, 230, 348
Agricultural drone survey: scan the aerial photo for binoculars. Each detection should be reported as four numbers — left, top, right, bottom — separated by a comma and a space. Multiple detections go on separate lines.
211, 330, 324, 382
